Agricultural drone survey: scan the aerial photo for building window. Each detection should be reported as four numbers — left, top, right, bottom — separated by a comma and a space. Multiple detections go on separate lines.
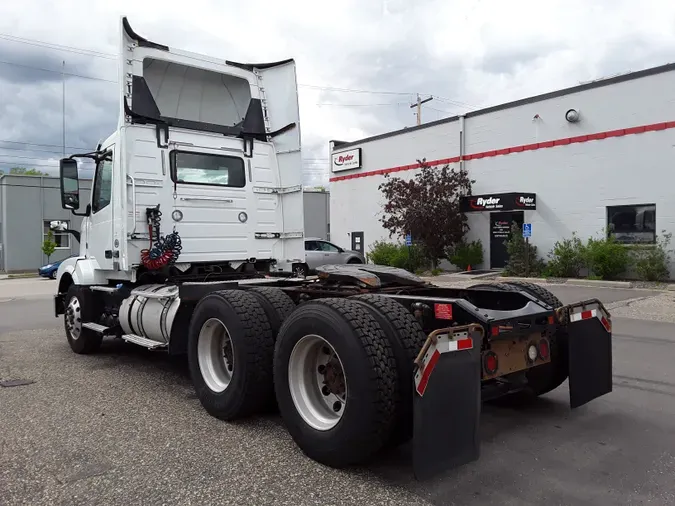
170, 151, 246, 188
44, 220, 70, 249
607, 204, 656, 244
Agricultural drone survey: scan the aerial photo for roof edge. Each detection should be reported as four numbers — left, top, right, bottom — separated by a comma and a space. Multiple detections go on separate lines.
332, 61, 675, 152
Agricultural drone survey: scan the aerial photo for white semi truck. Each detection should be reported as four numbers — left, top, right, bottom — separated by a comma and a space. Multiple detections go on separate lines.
53, 17, 614, 480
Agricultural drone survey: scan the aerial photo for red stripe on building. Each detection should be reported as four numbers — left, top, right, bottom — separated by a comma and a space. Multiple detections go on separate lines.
329, 120, 675, 183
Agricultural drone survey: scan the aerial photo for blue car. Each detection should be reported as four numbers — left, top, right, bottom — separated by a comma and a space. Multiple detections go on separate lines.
38, 258, 68, 279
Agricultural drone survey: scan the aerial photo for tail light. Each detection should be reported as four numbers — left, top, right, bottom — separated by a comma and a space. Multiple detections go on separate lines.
483, 351, 498, 375
539, 338, 550, 360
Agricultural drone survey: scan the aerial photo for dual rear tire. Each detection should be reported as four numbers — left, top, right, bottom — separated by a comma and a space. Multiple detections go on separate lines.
187, 289, 427, 468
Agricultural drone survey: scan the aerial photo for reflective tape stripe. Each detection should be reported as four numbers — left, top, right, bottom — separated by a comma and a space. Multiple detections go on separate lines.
414, 332, 474, 396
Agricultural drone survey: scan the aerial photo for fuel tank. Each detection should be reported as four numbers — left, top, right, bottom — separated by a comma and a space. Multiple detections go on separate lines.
119, 284, 181, 343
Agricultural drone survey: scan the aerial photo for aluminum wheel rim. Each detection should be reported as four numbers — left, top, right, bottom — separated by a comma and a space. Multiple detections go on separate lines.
197, 318, 234, 393
65, 296, 82, 340
288, 334, 347, 431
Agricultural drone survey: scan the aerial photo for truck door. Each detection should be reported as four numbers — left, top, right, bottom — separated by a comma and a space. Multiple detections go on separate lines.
88, 146, 116, 270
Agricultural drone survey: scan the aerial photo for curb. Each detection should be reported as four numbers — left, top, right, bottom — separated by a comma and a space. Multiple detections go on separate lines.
667, 285, 675, 291
565, 279, 633, 288
498, 276, 550, 284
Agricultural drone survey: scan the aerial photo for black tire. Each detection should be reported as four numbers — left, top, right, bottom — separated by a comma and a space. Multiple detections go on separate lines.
64, 285, 103, 354
246, 287, 296, 339
495, 281, 569, 397
274, 298, 398, 468
187, 290, 275, 420
347, 258, 363, 264
349, 294, 426, 446
500, 280, 563, 308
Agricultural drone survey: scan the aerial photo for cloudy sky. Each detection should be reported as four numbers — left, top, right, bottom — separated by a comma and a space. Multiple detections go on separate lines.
1, 0, 674, 185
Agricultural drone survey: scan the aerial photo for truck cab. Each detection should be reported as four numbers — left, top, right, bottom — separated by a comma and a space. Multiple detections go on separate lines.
55, 16, 305, 291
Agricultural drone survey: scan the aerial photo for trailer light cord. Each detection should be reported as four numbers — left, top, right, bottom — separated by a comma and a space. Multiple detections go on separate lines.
140, 205, 182, 270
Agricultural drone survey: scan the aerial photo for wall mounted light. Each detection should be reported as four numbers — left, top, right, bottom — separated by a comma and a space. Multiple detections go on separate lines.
565, 108, 581, 123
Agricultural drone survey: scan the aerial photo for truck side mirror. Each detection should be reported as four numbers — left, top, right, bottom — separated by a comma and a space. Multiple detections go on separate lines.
59, 158, 80, 210
50, 220, 68, 231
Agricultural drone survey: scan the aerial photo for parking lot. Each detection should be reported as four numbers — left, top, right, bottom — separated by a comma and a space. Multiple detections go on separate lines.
1, 278, 675, 505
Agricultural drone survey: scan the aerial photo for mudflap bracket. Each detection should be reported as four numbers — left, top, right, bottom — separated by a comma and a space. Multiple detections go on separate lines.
412, 324, 484, 481
561, 299, 613, 409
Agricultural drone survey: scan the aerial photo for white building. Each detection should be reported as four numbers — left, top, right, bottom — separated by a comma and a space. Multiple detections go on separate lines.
329, 62, 675, 275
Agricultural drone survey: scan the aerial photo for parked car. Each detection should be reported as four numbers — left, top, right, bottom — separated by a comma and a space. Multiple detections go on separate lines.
38, 257, 73, 279
302, 237, 365, 275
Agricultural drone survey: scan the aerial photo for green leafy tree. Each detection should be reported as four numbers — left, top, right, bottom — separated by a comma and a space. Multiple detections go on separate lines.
42, 230, 57, 264
10, 167, 49, 176
378, 158, 473, 267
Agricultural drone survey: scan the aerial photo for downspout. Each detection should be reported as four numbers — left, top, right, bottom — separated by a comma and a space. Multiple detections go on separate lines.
458, 115, 466, 171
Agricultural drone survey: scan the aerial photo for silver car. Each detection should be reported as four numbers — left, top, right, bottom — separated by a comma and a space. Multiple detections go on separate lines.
302, 237, 365, 275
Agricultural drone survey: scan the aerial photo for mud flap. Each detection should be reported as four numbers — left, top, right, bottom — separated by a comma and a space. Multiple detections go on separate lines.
567, 303, 613, 409
412, 325, 483, 481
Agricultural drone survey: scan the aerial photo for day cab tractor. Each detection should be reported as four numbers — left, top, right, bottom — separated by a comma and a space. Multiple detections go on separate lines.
53, 17, 613, 480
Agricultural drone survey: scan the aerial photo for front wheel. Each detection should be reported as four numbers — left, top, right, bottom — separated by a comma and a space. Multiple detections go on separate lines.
64, 285, 103, 354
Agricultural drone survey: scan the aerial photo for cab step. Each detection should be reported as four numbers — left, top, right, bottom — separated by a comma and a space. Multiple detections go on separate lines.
121, 333, 167, 350
82, 322, 109, 333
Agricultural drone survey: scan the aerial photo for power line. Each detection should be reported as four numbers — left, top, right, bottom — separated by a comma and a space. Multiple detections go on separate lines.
0, 144, 78, 155
316, 102, 406, 107
0, 59, 117, 83
0, 139, 92, 151
0, 31, 478, 110
299, 84, 413, 96
0, 33, 117, 60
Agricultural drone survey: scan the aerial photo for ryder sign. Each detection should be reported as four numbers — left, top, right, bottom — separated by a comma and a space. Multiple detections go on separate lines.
460, 192, 537, 212
332, 148, 362, 172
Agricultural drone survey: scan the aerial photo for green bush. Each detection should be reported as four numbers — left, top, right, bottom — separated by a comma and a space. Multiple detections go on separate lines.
631, 232, 673, 281
367, 240, 429, 272
504, 223, 546, 276
583, 233, 630, 280
447, 240, 484, 270
545, 233, 585, 278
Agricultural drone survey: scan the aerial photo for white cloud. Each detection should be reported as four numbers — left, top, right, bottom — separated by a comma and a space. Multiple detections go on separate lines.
1, 0, 674, 184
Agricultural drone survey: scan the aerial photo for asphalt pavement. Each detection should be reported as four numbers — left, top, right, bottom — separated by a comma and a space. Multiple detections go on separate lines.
1, 280, 674, 505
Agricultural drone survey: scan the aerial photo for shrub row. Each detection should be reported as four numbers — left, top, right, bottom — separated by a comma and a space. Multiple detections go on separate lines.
507, 226, 673, 281
368, 227, 673, 282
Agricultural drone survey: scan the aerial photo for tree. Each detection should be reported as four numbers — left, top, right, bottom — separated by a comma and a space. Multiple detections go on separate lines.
42, 229, 57, 264
9, 167, 49, 176
378, 158, 474, 267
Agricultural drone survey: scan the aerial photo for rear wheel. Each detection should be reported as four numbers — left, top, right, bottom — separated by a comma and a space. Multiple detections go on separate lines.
485, 280, 569, 398
274, 298, 398, 468
187, 290, 275, 420
64, 285, 103, 354
246, 287, 296, 339
350, 294, 426, 446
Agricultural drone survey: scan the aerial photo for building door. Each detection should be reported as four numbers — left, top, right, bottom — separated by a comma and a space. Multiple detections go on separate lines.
490, 211, 524, 269
351, 232, 364, 254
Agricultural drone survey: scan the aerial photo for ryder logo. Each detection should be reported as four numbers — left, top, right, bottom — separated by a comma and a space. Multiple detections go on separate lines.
334, 154, 354, 166
471, 196, 501, 209
516, 196, 535, 207
331, 148, 362, 172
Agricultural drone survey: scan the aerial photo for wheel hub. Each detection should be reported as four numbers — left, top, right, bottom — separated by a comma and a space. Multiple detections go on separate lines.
288, 334, 347, 431
197, 318, 235, 393
65, 297, 82, 340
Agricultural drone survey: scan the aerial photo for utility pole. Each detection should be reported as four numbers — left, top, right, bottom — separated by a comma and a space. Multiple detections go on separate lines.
62, 60, 66, 158
410, 94, 433, 126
